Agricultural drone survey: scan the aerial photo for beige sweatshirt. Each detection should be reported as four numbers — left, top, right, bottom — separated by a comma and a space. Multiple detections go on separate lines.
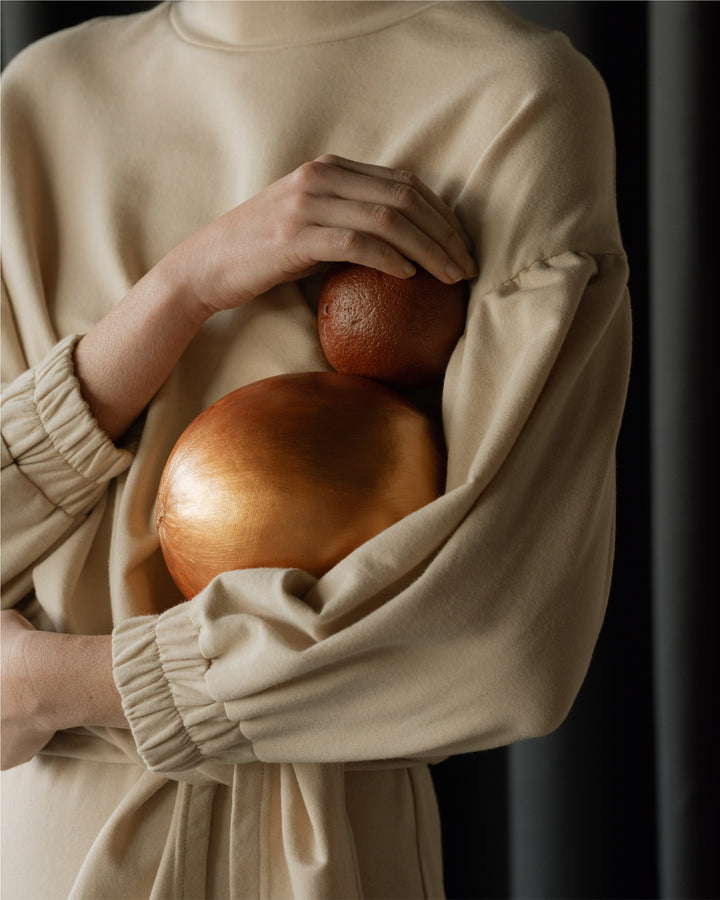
1, 2, 632, 897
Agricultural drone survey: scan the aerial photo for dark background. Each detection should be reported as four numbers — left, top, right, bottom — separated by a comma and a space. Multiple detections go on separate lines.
2, 3, 718, 898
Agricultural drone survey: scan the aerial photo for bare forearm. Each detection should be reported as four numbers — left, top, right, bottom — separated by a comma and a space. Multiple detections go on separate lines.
1, 611, 127, 770
73, 254, 209, 442
25, 630, 128, 732
72, 156, 476, 444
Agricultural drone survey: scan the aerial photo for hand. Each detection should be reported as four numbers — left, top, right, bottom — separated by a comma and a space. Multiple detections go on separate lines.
73, 155, 477, 441
170, 154, 478, 317
0, 610, 128, 771
1, 610, 55, 770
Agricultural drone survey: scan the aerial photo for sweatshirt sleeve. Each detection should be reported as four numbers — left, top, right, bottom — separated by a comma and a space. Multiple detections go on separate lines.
1, 50, 137, 608
112, 36, 632, 772
113, 247, 631, 771
1, 334, 133, 607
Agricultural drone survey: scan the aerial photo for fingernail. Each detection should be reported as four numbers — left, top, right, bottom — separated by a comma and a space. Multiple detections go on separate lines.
402, 260, 417, 277
445, 261, 464, 283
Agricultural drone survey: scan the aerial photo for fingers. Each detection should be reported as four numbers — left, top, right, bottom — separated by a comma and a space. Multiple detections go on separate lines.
303, 195, 471, 284
319, 154, 474, 250
295, 225, 421, 280
303, 155, 478, 284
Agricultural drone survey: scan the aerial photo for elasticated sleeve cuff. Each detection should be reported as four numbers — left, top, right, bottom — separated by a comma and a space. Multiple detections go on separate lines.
1, 334, 133, 517
112, 603, 256, 774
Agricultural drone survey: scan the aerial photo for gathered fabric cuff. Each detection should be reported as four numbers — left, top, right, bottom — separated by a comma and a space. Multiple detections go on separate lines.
112, 603, 255, 775
1, 334, 133, 517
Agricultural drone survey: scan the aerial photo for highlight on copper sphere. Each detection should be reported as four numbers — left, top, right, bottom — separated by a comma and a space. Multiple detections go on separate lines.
156, 372, 445, 599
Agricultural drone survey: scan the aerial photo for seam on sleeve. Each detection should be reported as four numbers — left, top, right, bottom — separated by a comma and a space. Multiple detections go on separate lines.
477, 249, 627, 300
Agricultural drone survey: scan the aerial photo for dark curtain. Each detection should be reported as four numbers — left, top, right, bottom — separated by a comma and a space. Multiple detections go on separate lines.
2, 3, 718, 898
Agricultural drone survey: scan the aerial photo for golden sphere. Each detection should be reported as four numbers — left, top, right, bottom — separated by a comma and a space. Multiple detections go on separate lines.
156, 372, 445, 598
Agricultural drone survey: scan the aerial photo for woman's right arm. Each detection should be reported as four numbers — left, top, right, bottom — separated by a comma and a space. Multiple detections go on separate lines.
1, 155, 475, 603
73, 154, 477, 442
1, 155, 477, 764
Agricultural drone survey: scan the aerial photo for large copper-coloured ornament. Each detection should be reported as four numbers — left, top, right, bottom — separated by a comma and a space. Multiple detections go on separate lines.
156, 372, 445, 599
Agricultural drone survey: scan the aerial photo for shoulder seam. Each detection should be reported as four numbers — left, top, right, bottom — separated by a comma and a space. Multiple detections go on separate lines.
480, 250, 627, 298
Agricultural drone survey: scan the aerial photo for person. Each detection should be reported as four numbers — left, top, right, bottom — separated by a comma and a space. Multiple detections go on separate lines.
0, 2, 632, 897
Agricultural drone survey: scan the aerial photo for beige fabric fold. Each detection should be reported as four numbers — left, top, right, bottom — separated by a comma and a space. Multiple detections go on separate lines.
63, 764, 362, 900
11, 725, 423, 898
111, 251, 630, 771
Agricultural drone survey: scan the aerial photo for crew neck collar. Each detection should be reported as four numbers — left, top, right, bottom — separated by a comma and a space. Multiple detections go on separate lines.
169, 1, 440, 51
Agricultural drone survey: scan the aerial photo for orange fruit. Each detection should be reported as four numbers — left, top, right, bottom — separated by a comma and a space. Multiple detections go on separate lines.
318, 263, 469, 389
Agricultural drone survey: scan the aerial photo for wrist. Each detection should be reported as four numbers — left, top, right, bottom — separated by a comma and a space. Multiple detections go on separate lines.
74, 247, 217, 442
26, 631, 128, 733
161, 224, 258, 318
150, 249, 216, 329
